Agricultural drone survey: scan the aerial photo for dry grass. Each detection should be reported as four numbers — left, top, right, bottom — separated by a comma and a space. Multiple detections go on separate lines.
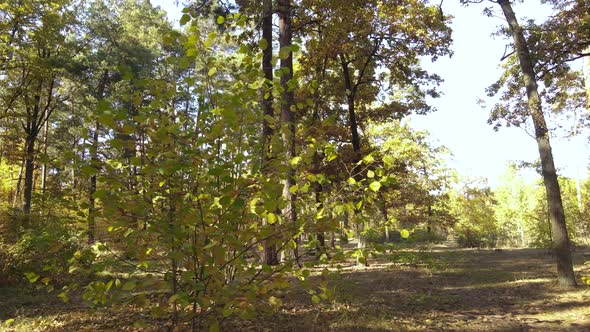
2, 246, 590, 331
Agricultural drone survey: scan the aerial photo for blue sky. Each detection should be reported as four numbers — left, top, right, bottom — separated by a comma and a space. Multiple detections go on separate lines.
411, 0, 588, 186
152, 0, 589, 187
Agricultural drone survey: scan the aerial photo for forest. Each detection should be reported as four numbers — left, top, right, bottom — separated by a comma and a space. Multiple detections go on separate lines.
0, 0, 590, 331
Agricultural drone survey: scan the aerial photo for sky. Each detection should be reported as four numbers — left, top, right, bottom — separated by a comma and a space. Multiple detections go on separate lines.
410, 1, 589, 186
151, 0, 589, 187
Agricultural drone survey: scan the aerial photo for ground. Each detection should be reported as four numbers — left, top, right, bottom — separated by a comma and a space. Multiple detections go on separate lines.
2, 245, 590, 331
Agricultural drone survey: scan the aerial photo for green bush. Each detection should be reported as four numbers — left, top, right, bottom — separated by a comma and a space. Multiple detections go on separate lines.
405, 228, 445, 244
455, 225, 497, 248
0, 217, 82, 287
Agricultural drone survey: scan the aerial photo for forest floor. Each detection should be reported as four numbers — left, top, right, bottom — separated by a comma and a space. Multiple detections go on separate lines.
2, 244, 590, 331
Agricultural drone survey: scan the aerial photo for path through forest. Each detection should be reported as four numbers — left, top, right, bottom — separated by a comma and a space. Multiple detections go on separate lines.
2, 245, 590, 331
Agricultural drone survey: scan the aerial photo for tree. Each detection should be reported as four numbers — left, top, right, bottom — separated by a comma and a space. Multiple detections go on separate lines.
494, 164, 536, 247
0, 0, 80, 217
295, 0, 452, 263
450, 179, 499, 248
278, 0, 299, 263
496, 0, 576, 287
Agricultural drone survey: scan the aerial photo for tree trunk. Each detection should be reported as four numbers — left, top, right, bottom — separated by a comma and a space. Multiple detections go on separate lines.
379, 193, 390, 242
40, 115, 49, 213
499, 0, 576, 288
315, 184, 325, 255
88, 119, 99, 244
88, 69, 109, 244
279, 0, 299, 265
23, 129, 37, 215
22, 80, 44, 216
12, 156, 25, 209
340, 57, 365, 265
261, 0, 279, 266
584, 46, 590, 108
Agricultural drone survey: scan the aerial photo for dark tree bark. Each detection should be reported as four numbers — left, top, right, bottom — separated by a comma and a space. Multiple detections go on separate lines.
315, 183, 325, 255
339, 57, 361, 157
278, 0, 299, 265
379, 192, 390, 242
88, 70, 109, 244
22, 128, 36, 215
22, 68, 56, 217
23, 79, 44, 215
40, 113, 49, 213
261, 0, 279, 266
340, 56, 366, 265
498, 0, 576, 288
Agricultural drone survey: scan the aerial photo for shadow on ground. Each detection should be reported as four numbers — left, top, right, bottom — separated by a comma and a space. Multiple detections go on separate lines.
239, 247, 590, 332
2, 247, 590, 331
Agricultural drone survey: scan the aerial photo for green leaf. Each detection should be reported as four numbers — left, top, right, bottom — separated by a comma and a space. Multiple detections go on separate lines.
180, 14, 191, 26
347, 177, 356, 185
179, 57, 190, 69
25, 272, 40, 283
122, 280, 136, 291
186, 48, 197, 57
279, 47, 291, 60
311, 295, 320, 304
367, 170, 375, 178
369, 181, 381, 192
58, 291, 69, 302
208, 67, 217, 77
363, 154, 375, 164
259, 38, 269, 50
400, 229, 410, 239
267, 213, 277, 224
383, 155, 395, 169
290, 156, 301, 166
216, 16, 225, 24
4, 318, 15, 326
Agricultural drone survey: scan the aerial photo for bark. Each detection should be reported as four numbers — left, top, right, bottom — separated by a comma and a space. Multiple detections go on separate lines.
279, 0, 299, 264
23, 73, 55, 216
12, 157, 24, 209
40, 113, 49, 213
499, 0, 576, 288
584, 46, 590, 108
379, 193, 390, 242
22, 132, 35, 215
88, 70, 109, 244
261, 0, 279, 266
340, 56, 365, 265
315, 183, 325, 255
340, 57, 361, 156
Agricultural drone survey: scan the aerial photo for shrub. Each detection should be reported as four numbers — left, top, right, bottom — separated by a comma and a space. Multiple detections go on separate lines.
0, 217, 82, 287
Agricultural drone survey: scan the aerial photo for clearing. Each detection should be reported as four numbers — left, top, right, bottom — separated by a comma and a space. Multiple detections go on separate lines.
2, 246, 590, 331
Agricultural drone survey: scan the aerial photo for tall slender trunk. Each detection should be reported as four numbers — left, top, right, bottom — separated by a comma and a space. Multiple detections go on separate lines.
23, 125, 37, 215
340, 58, 361, 157
340, 56, 365, 265
379, 192, 390, 242
22, 79, 45, 216
278, 0, 299, 264
88, 69, 108, 244
88, 120, 99, 244
315, 183, 325, 255
261, 0, 279, 266
12, 156, 25, 209
40, 115, 49, 213
499, 0, 576, 288
584, 46, 590, 108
